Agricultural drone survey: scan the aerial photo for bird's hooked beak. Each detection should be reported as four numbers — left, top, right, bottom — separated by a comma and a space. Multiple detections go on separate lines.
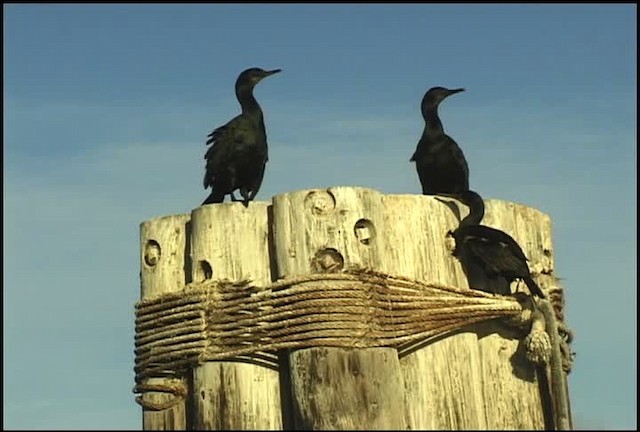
252, 69, 281, 85
254, 69, 281, 84
264, 69, 282, 77
447, 88, 465, 96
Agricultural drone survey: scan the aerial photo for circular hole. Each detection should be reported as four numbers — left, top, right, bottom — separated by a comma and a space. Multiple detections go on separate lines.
144, 240, 161, 267
196, 260, 213, 282
354, 219, 376, 246
304, 190, 336, 216
311, 248, 344, 273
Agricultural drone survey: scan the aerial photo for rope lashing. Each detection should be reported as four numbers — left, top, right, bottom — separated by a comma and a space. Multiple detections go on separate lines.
134, 380, 188, 411
546, 284, 575, 373
133, 267, 572, 410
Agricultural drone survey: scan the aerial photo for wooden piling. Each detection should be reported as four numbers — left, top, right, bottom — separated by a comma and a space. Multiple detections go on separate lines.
271, 187, 407, 429
382, 194, 487, 429
135, 186, 572, 430
139, 214, 191, 430
189, 202, 282, 429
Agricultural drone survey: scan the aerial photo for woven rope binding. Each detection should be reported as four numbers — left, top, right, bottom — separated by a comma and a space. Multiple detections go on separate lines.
134, 267, 572, 391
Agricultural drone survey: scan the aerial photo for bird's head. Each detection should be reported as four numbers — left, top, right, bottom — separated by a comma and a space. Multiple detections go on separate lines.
237, 67, 282, 87
421, 86, 465, 111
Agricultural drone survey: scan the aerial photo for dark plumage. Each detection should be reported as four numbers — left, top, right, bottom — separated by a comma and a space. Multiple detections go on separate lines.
446, 190, 546, 299
202, 67, 281, 207
410, 86, 469, 195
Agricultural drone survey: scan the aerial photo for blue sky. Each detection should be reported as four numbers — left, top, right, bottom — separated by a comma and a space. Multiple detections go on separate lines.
3, 4, 636, 430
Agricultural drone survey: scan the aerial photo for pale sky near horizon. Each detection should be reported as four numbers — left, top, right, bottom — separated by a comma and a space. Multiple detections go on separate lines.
3, 4, 636, 430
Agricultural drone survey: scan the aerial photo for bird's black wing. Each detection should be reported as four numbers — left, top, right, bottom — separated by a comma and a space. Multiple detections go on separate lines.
460, 226, 530, 277
410, 132, 431, 162
203, 115, 256, 190
412, 134, 470, 193
470, 225, 529, 261
447, 136, 470, 190
409, 140, 423, 162
246, 159, 267, 201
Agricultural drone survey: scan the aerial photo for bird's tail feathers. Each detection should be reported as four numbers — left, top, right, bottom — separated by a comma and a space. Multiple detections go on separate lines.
202, 190, 225, 206
524, 276, 546, 299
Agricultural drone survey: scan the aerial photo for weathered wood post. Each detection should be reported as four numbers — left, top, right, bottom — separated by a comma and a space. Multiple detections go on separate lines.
383, 194, 488, 429
134, 186, 573, 430
271, 188, 407, 429
383, 195, 558, 429
138, 214, 191, 430
189, 202, 282, 429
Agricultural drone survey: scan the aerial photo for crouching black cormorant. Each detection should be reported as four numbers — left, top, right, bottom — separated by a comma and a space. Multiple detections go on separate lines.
202, 67, 281, 207
446, 190, 546, 299
410, 86, 469, 195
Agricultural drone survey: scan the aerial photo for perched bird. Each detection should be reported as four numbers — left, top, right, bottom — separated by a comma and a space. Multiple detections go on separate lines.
202, 67, 281, 207
446, 190, 546, 299
410, 86, 469, 195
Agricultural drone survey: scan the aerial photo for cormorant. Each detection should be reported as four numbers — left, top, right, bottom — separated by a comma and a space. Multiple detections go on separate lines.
446, 190, 546, 299
202, 67, 281, 207
410, 86, 469, 195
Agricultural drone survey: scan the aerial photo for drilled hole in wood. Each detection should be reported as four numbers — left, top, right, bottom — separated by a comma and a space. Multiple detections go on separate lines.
144, 240, 161, 267
354, 218, 375, 245
311, 248, 344, 273
304, 190, 336, 216
196, 260, 213, 282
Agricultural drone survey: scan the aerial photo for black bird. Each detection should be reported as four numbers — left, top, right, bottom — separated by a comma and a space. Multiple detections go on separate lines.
410, 86, 469, 195
446, 190, 546, 299
202, 67, 281, 207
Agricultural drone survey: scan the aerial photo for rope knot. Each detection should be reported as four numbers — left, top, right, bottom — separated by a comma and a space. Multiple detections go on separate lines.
133, 380, 188, 411
523, 303, 552, 366
524, 327, 552, 366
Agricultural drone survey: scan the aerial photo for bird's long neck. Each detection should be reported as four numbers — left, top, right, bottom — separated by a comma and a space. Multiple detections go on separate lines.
236, 85, 263, 117
458, 190, 485, 227
422, 106, 444, 134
